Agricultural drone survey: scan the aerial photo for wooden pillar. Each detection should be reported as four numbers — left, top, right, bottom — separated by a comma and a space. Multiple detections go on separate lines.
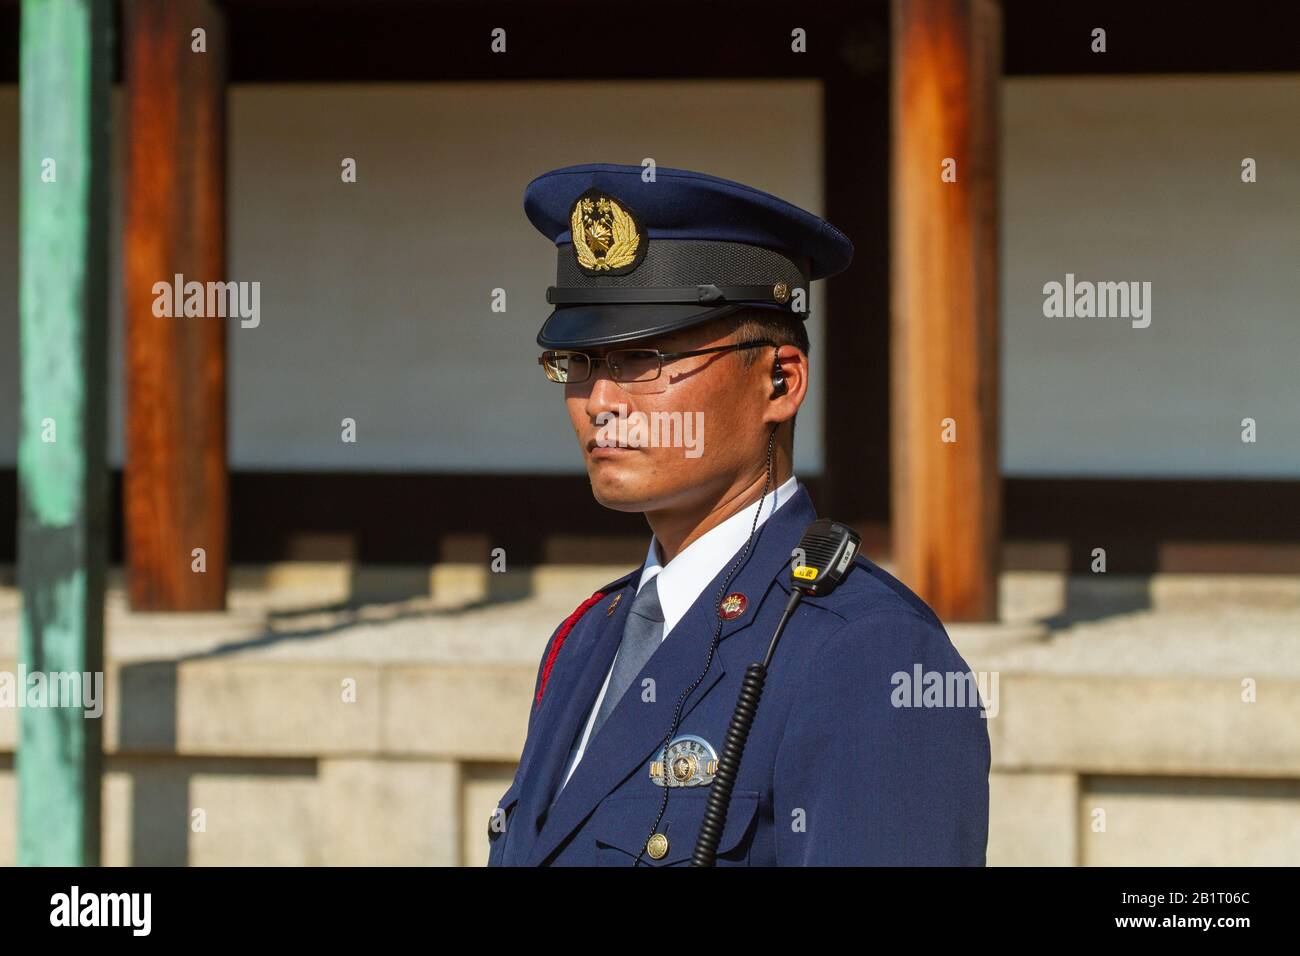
890, 0, 1001, 621
124, 0, 228, 610
17, 0, 112, 866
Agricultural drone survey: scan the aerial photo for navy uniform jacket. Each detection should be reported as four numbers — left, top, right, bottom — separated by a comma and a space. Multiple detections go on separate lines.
487, 487, 990, 866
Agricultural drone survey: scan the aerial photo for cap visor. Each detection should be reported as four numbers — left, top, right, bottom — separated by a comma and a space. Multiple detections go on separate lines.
536, 302, 747, 350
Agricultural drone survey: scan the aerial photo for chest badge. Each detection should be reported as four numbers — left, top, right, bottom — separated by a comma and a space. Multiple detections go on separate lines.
649, 734, 718, 787
718, 592, 747, 621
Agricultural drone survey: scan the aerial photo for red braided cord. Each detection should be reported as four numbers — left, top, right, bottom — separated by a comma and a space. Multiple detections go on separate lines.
535, 590, 606, 709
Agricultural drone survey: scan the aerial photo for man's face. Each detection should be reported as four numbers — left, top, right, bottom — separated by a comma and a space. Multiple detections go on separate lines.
562, 320, 778, 515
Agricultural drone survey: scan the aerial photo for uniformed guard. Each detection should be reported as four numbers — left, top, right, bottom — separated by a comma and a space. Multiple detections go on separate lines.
487, 162, 990, 866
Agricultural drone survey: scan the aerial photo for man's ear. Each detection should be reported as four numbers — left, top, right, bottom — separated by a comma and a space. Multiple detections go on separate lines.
762, 346, 807, 425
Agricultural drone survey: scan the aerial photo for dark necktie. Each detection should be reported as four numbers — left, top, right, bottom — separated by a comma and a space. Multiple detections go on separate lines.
587, 575, 665, 742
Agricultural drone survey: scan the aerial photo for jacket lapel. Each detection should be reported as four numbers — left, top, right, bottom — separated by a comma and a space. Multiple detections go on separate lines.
526, 486, 819, 865
515, 576, 637, 842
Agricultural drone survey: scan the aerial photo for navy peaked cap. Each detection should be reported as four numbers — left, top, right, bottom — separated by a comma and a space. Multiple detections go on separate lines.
524, 163, 853, 349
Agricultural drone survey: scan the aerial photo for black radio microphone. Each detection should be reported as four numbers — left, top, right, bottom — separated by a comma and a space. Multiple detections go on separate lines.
690, 518, 861, 867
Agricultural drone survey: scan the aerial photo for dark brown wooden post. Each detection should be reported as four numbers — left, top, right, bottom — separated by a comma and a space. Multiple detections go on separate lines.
890, 0, 1001, 621
123, 0, 228, 610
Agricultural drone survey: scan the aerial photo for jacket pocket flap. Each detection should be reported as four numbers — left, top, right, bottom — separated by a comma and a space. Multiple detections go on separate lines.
592, 789, 760, 865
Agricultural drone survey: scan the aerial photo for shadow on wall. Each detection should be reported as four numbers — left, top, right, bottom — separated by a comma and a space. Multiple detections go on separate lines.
114, 574, 536, 864
1037, 575, 1154, 632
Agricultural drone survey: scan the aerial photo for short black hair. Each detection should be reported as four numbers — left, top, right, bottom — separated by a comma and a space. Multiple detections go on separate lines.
728, 306, 811, 366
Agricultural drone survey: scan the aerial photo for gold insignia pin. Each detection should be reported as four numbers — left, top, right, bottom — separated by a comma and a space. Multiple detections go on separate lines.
570, 189, 644, 275
606, 593, 622, 616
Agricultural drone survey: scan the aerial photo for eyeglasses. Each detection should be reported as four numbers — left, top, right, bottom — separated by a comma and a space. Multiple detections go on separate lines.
539, 340, 775, 393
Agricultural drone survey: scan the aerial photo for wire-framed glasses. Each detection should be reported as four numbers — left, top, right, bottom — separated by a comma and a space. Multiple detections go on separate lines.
539, 339, 775, 393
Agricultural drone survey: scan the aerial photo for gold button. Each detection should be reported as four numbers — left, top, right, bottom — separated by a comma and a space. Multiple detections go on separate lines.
646, 832, 669, 860
773, 282, 790, 303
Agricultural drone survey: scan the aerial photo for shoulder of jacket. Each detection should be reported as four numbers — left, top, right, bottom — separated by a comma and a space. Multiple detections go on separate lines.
790, 554, 945, 633
534, 568, 639, 708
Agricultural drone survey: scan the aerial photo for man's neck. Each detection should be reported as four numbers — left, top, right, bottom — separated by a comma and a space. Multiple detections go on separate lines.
648, 464, 793, 565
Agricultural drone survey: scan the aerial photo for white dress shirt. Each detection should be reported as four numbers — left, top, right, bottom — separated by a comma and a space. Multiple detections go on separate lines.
558, 475, 800, 791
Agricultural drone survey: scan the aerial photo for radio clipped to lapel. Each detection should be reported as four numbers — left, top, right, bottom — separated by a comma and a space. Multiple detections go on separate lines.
690, 518, 861, 867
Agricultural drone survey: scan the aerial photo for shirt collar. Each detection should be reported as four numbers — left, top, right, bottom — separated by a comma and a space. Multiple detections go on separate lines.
636, 475, 800, 638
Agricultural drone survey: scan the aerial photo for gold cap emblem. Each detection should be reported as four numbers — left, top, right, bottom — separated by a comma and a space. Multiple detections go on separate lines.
570, 189, 644, 275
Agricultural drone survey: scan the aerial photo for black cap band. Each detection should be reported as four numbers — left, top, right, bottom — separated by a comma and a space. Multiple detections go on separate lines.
556, 237, 809, 290
546, 283, 802, 309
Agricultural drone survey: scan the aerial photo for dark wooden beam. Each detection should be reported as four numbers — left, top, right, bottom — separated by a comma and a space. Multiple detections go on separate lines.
890, 0, 1001, 621
123, 0, 227, 610
217, 0, 878, 83
1001, 0, 1300, 75
2, 471, 1298, 573
5, 0, 1300, 85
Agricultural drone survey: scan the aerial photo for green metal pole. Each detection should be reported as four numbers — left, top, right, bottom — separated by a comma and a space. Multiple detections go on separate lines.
17, 0, 112, 866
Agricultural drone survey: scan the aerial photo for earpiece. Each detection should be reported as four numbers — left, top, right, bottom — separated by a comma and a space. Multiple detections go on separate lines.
770, 349, 788, 398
